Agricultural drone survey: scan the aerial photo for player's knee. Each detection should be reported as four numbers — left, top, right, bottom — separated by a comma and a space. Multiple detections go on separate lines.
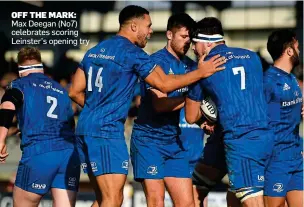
234, 187, 263, 203
146, 193, 165, 207
100, 186, 124, 206
102, 196, 124, 207
173, 196, 194, 207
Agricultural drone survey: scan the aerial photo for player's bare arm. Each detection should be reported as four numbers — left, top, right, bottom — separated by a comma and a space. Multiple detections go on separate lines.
150, 89, 185, 113
184, 97, 215, 134
0, 90, 21, 163
185, 97, 202, 124
145, 54, 226, 93
69, 67, 86, 107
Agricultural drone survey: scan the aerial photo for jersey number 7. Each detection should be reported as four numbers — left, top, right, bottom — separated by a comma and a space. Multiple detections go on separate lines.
232, 66, 246, 90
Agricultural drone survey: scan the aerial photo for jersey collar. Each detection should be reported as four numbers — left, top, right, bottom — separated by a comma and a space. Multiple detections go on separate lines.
269, 65, 291, 77
209, 44, 228, 55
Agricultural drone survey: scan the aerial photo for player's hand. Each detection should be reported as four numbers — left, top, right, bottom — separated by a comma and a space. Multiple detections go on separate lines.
200, 121, 215, 135
0, 142, 9, 163
301, 105, 304, 118
197, 54, 226, 78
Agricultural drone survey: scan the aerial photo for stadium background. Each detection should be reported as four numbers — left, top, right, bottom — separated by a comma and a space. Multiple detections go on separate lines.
0, 1, 303, 206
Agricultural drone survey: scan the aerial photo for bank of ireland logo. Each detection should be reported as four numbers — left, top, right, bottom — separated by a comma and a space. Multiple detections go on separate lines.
147, 165, 158, 175
273, 183, 284, 192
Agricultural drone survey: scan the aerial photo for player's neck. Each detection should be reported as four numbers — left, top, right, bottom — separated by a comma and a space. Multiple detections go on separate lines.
117, 30, 137, 45
20, 70, 44, 77
165, 44, 181, 61
273, 58, 293, 74
210, 42, 224, 51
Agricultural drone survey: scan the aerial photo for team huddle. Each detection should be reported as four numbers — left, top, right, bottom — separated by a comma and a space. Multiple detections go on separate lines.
0, 4, 303, 207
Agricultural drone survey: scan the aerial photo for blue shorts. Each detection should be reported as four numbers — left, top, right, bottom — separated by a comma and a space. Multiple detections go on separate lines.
76, 136, 129, 176
131, 136, 191, 181
15, 148, 80, 195
264, 157, 303, 196
224, 130, 273, 191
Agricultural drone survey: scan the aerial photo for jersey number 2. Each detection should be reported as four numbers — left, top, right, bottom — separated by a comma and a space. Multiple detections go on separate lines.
232, 66, 246, 90
47, 96, 58, 119
88, 66, 103, 92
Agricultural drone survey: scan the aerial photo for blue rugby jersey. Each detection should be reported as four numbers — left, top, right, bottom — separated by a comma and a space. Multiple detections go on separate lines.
264, 66, 303, 160
188, 44, 269, 138
76, 35, 156, 139
10, 73, 75, 152
133, 48, 197, 141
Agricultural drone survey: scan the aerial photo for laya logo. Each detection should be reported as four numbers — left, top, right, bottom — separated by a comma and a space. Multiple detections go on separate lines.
273, 183, 284, 192
147, 165, 158, 175
32, 183, 46, 189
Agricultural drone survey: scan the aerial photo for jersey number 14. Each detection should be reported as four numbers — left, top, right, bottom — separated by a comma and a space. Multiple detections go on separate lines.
88, 66, 103, 92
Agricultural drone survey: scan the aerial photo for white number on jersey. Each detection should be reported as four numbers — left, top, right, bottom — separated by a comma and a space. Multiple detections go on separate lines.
232, 66, 246, 90
46, 96, 58, 119
88, 66, 103, 92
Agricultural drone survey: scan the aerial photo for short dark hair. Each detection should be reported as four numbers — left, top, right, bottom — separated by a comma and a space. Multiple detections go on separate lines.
191, 17, 224, 39
17, 46, 41, 64
167, 13, 195, 32
119, 5, 149, 26
267, 29, 297, 61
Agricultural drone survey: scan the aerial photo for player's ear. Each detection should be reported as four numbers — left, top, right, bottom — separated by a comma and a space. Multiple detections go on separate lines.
166, 30, 173, 40
131, 20, 137, 32
286, 46, 294, 57
207, 42, 212, 48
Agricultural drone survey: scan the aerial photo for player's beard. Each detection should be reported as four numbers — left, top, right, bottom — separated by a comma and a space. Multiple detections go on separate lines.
137, 32, 147, 48
290, 47, 300, 68
171, 41, 189, 57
